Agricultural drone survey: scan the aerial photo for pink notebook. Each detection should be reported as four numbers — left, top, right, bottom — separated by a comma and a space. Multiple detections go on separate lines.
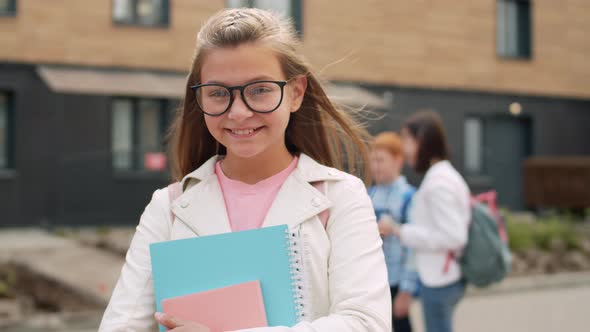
161, 280, 268, 332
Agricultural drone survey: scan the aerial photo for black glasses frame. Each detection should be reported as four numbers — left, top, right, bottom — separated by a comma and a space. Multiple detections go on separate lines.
190, 80, 289, 116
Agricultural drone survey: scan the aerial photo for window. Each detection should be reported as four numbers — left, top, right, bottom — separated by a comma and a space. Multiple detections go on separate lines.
0, 93, 13, 169
464, 117, 484, 175
111, 97, 175, 172
497, 0, 531, 59
0, 0, 17, 16
227, 0, 303, 36
112, 99, 134, 170
113, 0, 169, 27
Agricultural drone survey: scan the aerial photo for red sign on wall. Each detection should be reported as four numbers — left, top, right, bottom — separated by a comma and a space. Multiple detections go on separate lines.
144, 152, 167, 171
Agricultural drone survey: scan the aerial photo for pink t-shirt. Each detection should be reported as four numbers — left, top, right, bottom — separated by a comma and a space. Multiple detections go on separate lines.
215, 157, 299, 232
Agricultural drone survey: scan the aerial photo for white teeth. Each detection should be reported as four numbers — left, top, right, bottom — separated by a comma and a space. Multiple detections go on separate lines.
231, 128, 255, 135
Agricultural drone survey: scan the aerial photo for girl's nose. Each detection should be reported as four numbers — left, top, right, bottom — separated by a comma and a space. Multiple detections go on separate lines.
227, 91, 254, 121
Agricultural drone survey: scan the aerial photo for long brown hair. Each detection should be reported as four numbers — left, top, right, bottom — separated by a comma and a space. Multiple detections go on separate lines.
403, 110, 450, 174
168, 8, 371, 182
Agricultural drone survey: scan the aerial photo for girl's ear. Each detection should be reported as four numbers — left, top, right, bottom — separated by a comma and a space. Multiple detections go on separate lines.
289, 75, 308, 113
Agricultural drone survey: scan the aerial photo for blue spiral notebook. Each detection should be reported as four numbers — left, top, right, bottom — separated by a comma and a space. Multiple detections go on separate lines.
150, 225, 304, 331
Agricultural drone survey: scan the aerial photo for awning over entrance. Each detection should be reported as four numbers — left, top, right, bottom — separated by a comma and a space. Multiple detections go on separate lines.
37, 65, 187, 99
37, 65, 390, 109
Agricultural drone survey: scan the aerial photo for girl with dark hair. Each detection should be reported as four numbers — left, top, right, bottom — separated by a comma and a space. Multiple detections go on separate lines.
390, 111, 470, 332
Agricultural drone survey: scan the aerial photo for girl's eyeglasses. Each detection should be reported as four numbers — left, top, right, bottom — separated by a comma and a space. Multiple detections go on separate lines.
190, 80, 289, 116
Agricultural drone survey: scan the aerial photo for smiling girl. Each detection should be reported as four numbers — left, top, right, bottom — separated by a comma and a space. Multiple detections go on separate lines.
99, 8, 390, 332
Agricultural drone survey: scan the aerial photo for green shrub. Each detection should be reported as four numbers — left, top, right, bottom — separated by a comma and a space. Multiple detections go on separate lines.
0, 266, 16, 298
505, 212, 580, 252
506, 218, 536, 252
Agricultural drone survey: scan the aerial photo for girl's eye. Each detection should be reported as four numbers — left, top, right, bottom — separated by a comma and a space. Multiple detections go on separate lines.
209, 89, 229, 98
249, 87, 272, 96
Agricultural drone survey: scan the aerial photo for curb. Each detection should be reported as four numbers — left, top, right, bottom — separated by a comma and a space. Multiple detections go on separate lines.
467, 271, 590, 297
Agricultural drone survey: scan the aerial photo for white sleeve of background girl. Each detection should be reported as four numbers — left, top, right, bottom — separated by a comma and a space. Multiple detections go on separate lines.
400, 184, 468, 251
232, 177, 391, 332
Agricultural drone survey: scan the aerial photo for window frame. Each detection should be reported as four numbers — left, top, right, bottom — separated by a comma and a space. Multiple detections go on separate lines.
464, 116, 485, 176
110, 97, 174, 174
0, 0, 17, 17
496, 0, 532, 60
227, 0, 304, 37
112, 0, 170, 28
463, 115, 496, 188
0, 92, 14, 171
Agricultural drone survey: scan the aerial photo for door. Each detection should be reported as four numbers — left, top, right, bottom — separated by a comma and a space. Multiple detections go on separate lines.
484, 116, 532, 210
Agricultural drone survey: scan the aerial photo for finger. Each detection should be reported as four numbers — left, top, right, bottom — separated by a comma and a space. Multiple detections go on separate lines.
394, 308, 406, 318
394, 303, 409, 318
154, 312, 183, 329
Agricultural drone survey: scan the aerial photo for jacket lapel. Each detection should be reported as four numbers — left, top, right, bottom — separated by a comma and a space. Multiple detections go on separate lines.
171, 156, 232, 236
170, 153, 346, 235
262, 154, 344, 230
261, 170, 332, 230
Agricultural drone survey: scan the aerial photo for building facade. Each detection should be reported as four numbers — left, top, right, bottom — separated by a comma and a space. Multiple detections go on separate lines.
1, 0, 588, 226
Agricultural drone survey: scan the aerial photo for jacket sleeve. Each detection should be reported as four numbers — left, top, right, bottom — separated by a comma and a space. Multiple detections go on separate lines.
234, 177, 392, 332
400, 184, 469, 251
398, 247, 419, 294
99, 189, 171, 332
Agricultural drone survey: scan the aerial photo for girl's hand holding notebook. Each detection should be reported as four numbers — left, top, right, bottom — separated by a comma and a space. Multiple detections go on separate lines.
154, 312, 211, 331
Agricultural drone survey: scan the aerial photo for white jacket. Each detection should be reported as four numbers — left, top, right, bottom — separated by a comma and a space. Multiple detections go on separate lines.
400, 160, 470, 288
99, 153, 391, 332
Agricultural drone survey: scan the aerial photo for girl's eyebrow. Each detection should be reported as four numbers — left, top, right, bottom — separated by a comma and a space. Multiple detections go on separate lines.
204, 75, 280, 85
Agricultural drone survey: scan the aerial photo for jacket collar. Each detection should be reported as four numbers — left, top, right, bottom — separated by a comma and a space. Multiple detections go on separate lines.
172, 153, 344, 236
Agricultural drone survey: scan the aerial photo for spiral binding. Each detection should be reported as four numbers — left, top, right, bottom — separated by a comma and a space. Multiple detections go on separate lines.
285, 228, 310, 322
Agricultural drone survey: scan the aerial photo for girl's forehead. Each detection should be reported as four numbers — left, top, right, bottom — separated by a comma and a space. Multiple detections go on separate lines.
371, 148, 388, 155
200, 44, 285, 85
373, 149, 396, 159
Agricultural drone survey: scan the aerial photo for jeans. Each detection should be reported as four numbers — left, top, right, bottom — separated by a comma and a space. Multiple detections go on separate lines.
420, 279, 466, 332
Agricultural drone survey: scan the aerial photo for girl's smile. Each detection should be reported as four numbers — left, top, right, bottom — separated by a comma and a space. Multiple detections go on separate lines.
225, 126, 265, 138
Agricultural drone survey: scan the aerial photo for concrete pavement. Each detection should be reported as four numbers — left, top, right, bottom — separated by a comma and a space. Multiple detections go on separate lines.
0, 228, 126, 307
2, 227, 590, 331
410, 283, 590, 332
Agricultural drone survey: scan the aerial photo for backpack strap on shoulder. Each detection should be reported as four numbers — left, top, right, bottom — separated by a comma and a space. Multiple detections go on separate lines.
400, 187, 416, 224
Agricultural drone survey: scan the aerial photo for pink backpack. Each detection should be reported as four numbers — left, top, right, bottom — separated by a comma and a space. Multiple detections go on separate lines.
167, 181, 330, 229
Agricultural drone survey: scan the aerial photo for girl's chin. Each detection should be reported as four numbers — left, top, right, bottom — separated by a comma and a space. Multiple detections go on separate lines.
224, 148, 265, 160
